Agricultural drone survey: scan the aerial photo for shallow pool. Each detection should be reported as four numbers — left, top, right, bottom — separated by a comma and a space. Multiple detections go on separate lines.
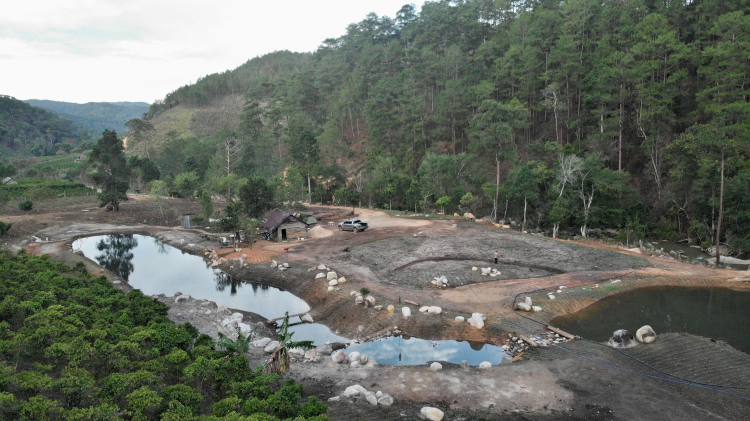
73, 234, 310, 320
551, 286, 750, 353
344, 336, 508, 366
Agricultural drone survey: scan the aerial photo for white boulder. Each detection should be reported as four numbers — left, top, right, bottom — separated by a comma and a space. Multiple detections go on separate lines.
238, 322, 253, 337
524, 297, 532, 306
315, 272, 326, 279
516, 303, 532, 311
472, 312, 487, 320
430, 362, 442, 371
532, 306, 542, 312
332, 350, 347, 363
175, 294, 191, 303
263, 341, 279, 354
348, 351, 361, 363
317, 264, 326, 270
282, 262, 289, 268
343, 384, 367, 397
636, 325, 657, 344
455, 316, 465, 322
472, 267, 478, 271
402, 307, 412, 317
326, 272, 338, 280
271, 260, 278, 268
481, 267, 492, 275
365, 295, 377, 305
468, 314, 484, 329
350, 361, 361, 368
329, 279, 339, 286
338, 277, 347, 284
419, 306, 430, 313
364, 392, 378, 405
420, 407, 444, 421
355, 296, 364, 305
377, 393, 394, 406
252, 338, 272, 348
428, 306, 442, 315
478, 361, 492, 370
301, 313, 314, 323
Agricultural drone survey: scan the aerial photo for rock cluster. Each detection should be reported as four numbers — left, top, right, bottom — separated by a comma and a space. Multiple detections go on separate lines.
478, 267, 502, 277
330, 350, 378, 368
431, 275, 450, 288
332, 384, 393, 406
516, 296, 542, 312
467, 312, 486, 329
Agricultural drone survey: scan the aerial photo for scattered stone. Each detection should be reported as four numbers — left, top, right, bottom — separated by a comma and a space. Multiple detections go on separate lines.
326, 272, 338, 280
461, 360, 469, 370
271, 260, 278, 268
364, 392, 377, 405
402, 307, 412, 317
608, 329, 637, 348
468, 314, 484, 329
532, 306, 542, 312
524, 297, 532, 306
327, 286, 335, 292
231, 313, 244, 322
374, 305, 383, 311
355, 296, 364, 305
200, 301, 217, 309
516, 302, 532, 311
332, 350, 347, 363
238, 322, 253, 337
329, 279, 339, 286
315, 272, 326, 279
481, 267, 492, 275
455, 316, 465, 322
175, 295, 191, 303
430, 362, 442, 371
304, 349, 317, 360
282, 262, 289, 268
337, 277, 347, 284
636, 325, 657, 344
263, 341, 279, 354
365, 295, 377, 305
428, 306, 442, 315
301, 313, 314, 323
252, 338, 272, 348
360, 354, 369, 364
387, 305, 395, 313
419, 306, 430, 313
343, 384, 367, 397
420, 407, 444, 421
548, 294, 555, 300
365, 360, 378, 368
317, 264, 326, 270
350, 361, 361, 368
328, 396, 341, 402
478, 361, 492, 370
348, 351, 361, 363
377, 393, 394, 406
472, 267, 478, 271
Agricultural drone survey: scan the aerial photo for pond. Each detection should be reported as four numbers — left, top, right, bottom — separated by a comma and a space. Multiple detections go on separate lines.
344, 336, 508, 366
551, 286, 750, 354
72, 234, 310, 320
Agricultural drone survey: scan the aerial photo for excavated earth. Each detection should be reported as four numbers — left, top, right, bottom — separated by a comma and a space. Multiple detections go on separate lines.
3, 197, 750, 420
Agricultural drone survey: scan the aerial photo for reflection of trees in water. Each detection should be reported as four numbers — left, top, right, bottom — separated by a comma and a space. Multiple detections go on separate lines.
153, 238, 169, 255
215, 272, 269, 296
95, 234, 138, 281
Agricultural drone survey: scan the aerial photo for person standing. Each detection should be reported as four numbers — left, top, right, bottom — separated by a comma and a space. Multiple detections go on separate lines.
494, 251, 499, 264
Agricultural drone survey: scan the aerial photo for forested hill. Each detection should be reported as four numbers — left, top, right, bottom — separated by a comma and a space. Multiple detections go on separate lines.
131, 0, 750, 252
0, 95, 88, 156
25, 99, 150, 137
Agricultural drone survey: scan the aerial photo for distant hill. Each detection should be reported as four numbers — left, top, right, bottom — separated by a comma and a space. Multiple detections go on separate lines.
24, 99, 150, 137
0, 95, 87, 157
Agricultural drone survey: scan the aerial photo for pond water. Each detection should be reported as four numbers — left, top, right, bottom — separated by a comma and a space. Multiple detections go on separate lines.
551, 286, 750, 354
72, 234, 310, 320
74, 234, 509, 364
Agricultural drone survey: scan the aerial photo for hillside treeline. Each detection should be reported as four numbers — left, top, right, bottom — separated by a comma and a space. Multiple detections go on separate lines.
25, 100, 150, 138
133, 0, 749, 252
0, 96, 89, 157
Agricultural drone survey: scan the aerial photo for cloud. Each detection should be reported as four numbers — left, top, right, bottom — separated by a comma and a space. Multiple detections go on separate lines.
1, 0, 424, 103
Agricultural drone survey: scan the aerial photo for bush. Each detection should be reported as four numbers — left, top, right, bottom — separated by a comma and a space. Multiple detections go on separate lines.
0, 221, 10, 236
18, 200, 33, 211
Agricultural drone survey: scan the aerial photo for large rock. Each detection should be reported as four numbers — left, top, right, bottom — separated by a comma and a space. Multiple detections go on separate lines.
175, 294, 191, 303
238, 322, 253, 337
355, 296, 364, 305
473, 312, 487, 320
327, 272, 338, 280
263, 341, 279, 354
402, 307, 412, 317
420, 407, 444, 421
252, 338, 272, 348
430, 362, 442, 371
360, 354, 369, 364
338, 277, 347, 284
516, 302, 532, 311
343, 384, 367, 397
317, 264, 327, 270
365, 295, 377, 305
419, 306, 430, 313
524, 297, 532, 306
350, 361, 361, 368
608, 329, 637, 348
481, 267, 492, 275
377, 393, 394, 406
329, 279, 339, 286
231, 312, 244, 322
478, 361, 492, 370
461, 360, 469, 370
304, 349, 317, 360
636, 325, 657, 344
364, 392, 378, 405
455, 316, 465, 322
428, 306, 442, 315
468, 314, 484, 329
387, 305, 395, 313
315, 272, 326, 279
331, 350, 347, 364
348, 351, 361, 364
365, 359, 378, 368
301, 313, 314, 323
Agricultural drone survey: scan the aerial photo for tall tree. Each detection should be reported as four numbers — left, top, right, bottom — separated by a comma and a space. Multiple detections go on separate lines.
90, 130, 130, 211
289, 130, 319, 203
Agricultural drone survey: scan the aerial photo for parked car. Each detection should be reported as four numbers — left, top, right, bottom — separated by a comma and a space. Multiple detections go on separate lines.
338, 219, 368, 232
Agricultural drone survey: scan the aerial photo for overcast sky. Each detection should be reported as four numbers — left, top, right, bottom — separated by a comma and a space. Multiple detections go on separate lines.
1, 0, 422, 104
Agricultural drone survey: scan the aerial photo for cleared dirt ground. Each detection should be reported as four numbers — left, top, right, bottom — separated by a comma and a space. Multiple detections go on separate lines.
3, 198, 750, 420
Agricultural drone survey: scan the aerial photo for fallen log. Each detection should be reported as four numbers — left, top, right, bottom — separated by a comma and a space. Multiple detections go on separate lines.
546, 325, 576, 340
403, 299, 420, 306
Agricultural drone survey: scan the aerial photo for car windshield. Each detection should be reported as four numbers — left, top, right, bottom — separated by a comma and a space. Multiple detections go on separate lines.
351, 219, 360, 223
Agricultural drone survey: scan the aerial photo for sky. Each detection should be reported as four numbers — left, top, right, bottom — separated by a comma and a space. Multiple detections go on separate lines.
1, 0, 423, 104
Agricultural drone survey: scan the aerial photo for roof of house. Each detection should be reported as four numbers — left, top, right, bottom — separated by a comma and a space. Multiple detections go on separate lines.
2, 177, 16, 185
261, 209, 306, 231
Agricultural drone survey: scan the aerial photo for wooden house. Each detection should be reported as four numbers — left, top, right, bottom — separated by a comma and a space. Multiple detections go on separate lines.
261, 209, 309, 242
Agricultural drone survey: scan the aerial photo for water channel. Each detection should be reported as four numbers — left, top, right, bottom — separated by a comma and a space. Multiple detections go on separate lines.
73, 234, 509, 365
551, 286, 750, 354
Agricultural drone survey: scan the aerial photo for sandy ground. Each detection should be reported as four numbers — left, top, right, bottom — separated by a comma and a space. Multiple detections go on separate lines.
3, 198, 750, 420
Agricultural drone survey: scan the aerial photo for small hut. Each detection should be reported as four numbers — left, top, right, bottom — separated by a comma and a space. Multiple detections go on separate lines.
1, 177, 18, 185
261, 209, 309, 242
303, 215, 318, 226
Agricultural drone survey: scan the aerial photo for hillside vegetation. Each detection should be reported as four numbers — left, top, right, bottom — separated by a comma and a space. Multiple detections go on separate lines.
0, 96, 88, 157
25, 100, 150, 138
125, 0, 749, 254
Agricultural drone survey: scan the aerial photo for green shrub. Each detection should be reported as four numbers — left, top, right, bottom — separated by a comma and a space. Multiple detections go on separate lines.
0, 221, 10, 236
18, 200, 33, 211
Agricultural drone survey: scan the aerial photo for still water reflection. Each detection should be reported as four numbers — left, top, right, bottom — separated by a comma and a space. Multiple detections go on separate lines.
73, 234, 310, 319
344, 336, 508, 366
551, 286, 750, 353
